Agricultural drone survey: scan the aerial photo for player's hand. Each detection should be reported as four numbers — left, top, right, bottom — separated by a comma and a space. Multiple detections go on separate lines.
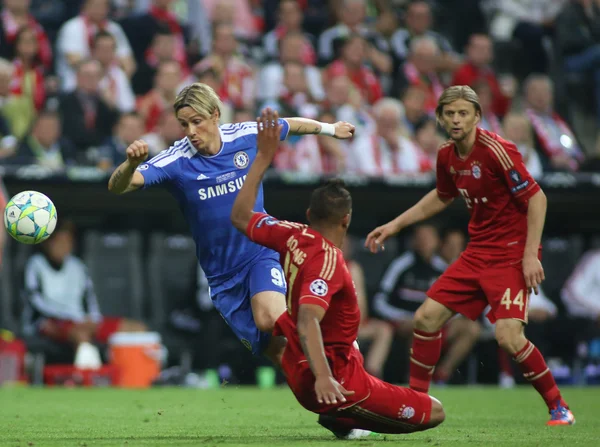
332, 121, 355, 139
256, 107, 282, 162
126, 140, 149, 167
523, 253, 545, 295
365, 220, 401, 253
315, 375, 355, 405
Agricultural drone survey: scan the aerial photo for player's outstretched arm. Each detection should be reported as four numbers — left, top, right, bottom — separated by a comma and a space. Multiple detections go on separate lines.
285, 117, 355, 140
108, 140, 148, 194
298, 304, 355, 405
365, 189, 453, 253
231, 108, 282, 233
523, 189, 547, 294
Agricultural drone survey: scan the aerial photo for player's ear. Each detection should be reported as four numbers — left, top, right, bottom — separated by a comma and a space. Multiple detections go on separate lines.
212, 109, 220, 124
306, 209, 312, 224
341, 213, 351, 229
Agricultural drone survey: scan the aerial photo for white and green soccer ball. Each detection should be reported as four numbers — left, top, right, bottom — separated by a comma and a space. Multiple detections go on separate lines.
4, 190, 58, 244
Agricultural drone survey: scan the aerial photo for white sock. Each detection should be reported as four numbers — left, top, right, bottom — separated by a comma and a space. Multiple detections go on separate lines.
74, 342, 102, 370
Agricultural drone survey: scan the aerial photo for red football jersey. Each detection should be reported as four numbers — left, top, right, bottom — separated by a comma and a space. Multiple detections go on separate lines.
247, 212, 360, 359
436, 127, 541, 253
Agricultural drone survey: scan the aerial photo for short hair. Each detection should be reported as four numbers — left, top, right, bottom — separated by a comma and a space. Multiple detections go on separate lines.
435, 85, 482, 121
523, 73, 552, 96
410, 35, 439, 55
308, 179, 352, 224
174, 83, 223, 119
92, 30, 116, 47
373, 97, 405, 121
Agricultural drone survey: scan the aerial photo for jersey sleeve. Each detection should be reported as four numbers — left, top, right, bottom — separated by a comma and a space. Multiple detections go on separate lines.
279, 118, 290, 140
137, 149, 178, 188
489, 140, 541, 204
298, 250, 345, 311
435, 149, 459, 199
246, 212, 300, 253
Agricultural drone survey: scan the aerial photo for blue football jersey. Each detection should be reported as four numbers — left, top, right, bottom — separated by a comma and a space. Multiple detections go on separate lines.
137, 119, 290, 287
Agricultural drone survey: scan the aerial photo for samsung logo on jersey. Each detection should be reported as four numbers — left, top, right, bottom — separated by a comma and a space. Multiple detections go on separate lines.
198, 175, 247, 200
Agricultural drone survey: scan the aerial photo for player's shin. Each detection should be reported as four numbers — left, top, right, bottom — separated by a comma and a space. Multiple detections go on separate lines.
513, 340, 567, 410
409, 329, 443, 393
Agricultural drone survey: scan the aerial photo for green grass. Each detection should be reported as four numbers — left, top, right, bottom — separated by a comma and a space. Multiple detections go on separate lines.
0, 386, 599, 446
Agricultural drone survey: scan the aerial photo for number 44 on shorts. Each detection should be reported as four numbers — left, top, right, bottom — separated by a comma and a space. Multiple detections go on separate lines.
500, 288, 525, 311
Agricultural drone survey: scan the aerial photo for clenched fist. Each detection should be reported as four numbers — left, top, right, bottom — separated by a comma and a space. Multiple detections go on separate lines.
126, 140, 149, 166
333, 121, 356, 139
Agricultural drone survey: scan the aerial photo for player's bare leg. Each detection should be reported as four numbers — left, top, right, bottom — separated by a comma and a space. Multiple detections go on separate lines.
495, 318, 575, 425
359, 320, 394, 378
435, 317, 481, 383
409, 298, 455, 392
251, 290, 287, 367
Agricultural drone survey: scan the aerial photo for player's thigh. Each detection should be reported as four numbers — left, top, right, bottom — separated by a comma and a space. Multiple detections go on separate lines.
426, 251, 487, 321
248, 256, 287, 333
211, 283, 272, 356
339, 374, 436, 433
480, 262, 529, 324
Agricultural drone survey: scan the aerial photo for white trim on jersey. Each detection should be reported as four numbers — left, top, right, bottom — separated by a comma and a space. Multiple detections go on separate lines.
149, 139, 195, 167
220, 122, 258, 143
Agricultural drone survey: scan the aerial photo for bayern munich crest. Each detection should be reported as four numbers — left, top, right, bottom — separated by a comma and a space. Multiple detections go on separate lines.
471, 161, 482, 179
234, 151, 249, 169
399, 405, 415, 419
309, 279, 328, 297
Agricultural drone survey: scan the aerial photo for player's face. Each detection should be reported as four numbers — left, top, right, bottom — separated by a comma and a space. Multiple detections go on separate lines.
177, 106, 219, 150
440, 99, 480, 142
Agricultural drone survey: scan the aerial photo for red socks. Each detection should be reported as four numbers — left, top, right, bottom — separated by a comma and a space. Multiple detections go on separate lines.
513, 340, 563, 409
409, 329, 442, 393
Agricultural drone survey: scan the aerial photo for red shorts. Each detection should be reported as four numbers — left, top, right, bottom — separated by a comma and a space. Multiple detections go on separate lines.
40, 317, 122, 344
427, 250, 533, 324
283, 345, 432, 433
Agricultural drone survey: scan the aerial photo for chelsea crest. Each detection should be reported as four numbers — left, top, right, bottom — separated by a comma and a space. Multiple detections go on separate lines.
234, 151, 249, 169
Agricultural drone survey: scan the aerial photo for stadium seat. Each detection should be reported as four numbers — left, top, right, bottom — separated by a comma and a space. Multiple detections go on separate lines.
83, 231, 145, 320
147, 233, 199, 371
541, 235, 585, 308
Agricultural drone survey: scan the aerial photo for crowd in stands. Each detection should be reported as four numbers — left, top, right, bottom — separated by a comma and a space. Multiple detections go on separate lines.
0, 0, 598, 176
2, 0, 600, 386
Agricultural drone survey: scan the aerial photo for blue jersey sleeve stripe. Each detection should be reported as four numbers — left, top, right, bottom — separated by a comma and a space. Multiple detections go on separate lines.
280, 119, 290, 140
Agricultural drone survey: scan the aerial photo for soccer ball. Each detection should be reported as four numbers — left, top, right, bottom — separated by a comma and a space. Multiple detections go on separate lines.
4, 190, 58, 244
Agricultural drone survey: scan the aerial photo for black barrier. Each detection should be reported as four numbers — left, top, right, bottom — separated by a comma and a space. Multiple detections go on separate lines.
2, 166, 600, 235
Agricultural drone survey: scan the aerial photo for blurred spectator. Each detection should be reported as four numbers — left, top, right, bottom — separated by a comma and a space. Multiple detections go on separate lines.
489, 0, 566, 73
142, 109, 185, 156
22, 219, 147, 369
263, 0, 330, 37
10, 26, 47, 112
318, 0, 391, 74
349, 98, 431, 176
195, 69, 233, 123
524, 74, 585, 171
137, 60, 181, 132
333, 78, 377, 137
400, 85, 428, 135
131, 25, 186, 96
6, 111, 75, 171
56, 0, 135, 92
120, 0, 189, 80
315, 109, 348, 174
92, 31, 136, 113
390, 0, 459, 73
258, 32, 324, 104
555, 0, 600, 126
232, 108, 254, 123
262, 62, 320, 118
472, 81, 503, 135
58, 59, 119, 160
263, 0, 317, 64
192, 22, 255, 110
503, 112, 544, 178
579, 134, 600, 171
0, 0, 52, 70
396, 36, 445, 114
343, 235, 393, 378
373, 224, 480, 384
0, 57, 36, 141
324, 34, 383, 105
29, 0, 68, 45
98, 112, 145, 170
413, 116, 443, 170
562, 248, 600, 321
202, 0, 260, 40
451, 33, 515, 117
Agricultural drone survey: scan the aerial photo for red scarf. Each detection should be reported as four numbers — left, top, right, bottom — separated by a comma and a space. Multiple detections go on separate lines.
1, 10, 52, 69
10, 59, 45, 111
526, 108, 584, 168
404, 62, 444, 114
148, 6, 187, 66
83, 15, 107, 51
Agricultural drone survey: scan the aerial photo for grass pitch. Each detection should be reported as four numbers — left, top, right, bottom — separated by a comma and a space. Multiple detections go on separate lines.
0, 386, 599, 446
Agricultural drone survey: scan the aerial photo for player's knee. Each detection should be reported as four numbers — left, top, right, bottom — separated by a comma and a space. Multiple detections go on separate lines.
495, 323, 526, 356
413, 305, 444, 333
254, 311, 277, 333
427, 396, 445, 427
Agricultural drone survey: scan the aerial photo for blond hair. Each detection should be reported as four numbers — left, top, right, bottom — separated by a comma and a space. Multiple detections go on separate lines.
435, 85, 482, 122
174, 83, 223, 119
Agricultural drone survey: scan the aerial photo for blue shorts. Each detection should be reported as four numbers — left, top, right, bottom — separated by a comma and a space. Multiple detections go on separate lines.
210, 255, 286, 355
